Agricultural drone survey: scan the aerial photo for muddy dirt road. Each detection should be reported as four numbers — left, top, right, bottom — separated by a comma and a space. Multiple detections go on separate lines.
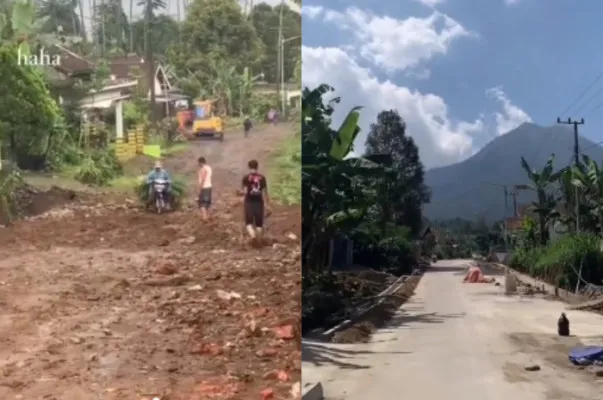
0, 124, 301, 400
303, 260, 603, 400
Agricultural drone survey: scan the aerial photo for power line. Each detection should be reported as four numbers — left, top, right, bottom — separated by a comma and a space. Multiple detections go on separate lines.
574, 86, 603, 115
558, 71, 603, 118
586, 99, 603, 117
557, 117, 585, 232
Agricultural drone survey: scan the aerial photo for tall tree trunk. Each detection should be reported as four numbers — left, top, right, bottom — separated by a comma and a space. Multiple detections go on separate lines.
71, 6, 77, 35
78, 0, 86, 38
539, 216, 546, 246
129, 0, 133, 52
91, 0, 97, 52
100, 0, 105, 56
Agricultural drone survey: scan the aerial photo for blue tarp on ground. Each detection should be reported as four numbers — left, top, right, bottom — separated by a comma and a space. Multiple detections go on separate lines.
568, 346, 603, 366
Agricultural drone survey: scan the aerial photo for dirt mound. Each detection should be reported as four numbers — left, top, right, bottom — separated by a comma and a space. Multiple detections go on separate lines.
19, 185, 79, 217
0, 184, 81, 225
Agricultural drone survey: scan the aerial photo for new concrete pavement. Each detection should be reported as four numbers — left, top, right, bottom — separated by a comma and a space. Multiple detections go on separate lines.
302, 260, 603, 400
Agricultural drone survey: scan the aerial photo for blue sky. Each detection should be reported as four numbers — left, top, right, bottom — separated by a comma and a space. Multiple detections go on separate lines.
301, 0, 603, 168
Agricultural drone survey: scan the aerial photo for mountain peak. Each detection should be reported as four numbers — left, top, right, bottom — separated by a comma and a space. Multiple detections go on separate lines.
516, 121, 536, 130
424, 123, 603, 222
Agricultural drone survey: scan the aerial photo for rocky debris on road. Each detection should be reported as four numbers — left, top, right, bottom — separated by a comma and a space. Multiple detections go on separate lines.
525, 364, 541, 371
511, 276, 547, 296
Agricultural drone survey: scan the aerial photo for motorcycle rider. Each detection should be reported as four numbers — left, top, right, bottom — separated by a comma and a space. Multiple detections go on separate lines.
146, 160, 172, 209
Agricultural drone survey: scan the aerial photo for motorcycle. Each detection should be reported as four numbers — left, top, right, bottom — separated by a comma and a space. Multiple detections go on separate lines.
152, 179, 168, 214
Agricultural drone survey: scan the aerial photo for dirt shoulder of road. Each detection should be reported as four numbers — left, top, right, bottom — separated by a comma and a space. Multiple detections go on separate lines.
303, 266, 424, 344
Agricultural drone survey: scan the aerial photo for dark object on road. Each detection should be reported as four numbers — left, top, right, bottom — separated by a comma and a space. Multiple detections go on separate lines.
524, 364, 540, 371
558, 312, 570, 336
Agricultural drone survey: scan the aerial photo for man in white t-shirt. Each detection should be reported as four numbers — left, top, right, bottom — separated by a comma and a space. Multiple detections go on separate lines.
197, 157, 212, 221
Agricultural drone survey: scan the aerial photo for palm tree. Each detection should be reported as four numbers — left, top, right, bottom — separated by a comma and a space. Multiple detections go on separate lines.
37, 0, 82, 35
94, 0, 130, 53
516, 154, 564, 245
136, 0, 165, 15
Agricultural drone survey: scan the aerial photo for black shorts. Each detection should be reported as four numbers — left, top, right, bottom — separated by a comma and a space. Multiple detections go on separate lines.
244, 200, 264, 228
198, 188, 212, 208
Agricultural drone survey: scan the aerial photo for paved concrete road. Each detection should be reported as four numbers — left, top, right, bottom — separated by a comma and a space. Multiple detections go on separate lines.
302, 260, 603, 400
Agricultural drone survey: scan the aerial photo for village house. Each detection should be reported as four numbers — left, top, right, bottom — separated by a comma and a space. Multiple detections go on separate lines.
504, 203, 533, 233
48, 45, 188, 140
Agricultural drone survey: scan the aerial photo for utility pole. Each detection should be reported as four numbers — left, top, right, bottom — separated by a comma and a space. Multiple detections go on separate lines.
509, 189, 518, 217
481, 181, 511, 251
145, 0, 157, 124
557, 117, 584, 232
503, 185, 509, 252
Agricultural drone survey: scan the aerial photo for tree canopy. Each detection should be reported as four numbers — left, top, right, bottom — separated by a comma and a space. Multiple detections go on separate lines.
365, 110, 431, 234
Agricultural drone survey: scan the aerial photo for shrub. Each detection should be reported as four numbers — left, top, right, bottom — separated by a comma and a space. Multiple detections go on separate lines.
352, 225, 417, 275
302, 271, 348, 334
533, 233, 603, 289
0, 168, 24, 224
508, 246, 545, 274
73, 148, 123, 186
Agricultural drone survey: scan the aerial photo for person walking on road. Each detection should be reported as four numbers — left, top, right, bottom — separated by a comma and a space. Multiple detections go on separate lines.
197, 157, 212, 221
267, 108, 277, 125
243, 116, 252, 138
240, 159, 271, 241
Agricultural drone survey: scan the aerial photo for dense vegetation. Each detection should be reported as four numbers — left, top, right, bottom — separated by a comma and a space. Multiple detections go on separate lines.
506, 153, 603, 294
302, 84, 431, 332
0, 0, 300, 218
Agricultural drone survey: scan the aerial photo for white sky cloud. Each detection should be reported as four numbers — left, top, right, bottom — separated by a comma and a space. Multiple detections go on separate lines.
486, 86, 532, 135
301, 5, 324, 19
504, 0, 522, 5
303, 6, 531, 167
412, 0, 447, 7
302, 46, 484, 168
306, 7, 474, 75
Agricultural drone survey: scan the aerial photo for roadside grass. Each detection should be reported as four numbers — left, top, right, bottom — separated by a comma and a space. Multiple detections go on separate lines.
162, 142, 189, 156
145, 136, 190, 157
109, 175, 143, 190
268, 132, 301, 205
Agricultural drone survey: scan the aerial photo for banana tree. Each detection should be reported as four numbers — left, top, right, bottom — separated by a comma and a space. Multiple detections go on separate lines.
302, 84, 391, 273
571, 155, 603, 236
516, 154, 564, 245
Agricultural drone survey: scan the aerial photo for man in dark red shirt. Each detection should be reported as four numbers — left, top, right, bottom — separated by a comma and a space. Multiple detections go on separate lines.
241, 159, 271, 240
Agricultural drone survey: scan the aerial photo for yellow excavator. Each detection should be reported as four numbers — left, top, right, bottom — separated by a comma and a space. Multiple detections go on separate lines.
177, 99, 224, 141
